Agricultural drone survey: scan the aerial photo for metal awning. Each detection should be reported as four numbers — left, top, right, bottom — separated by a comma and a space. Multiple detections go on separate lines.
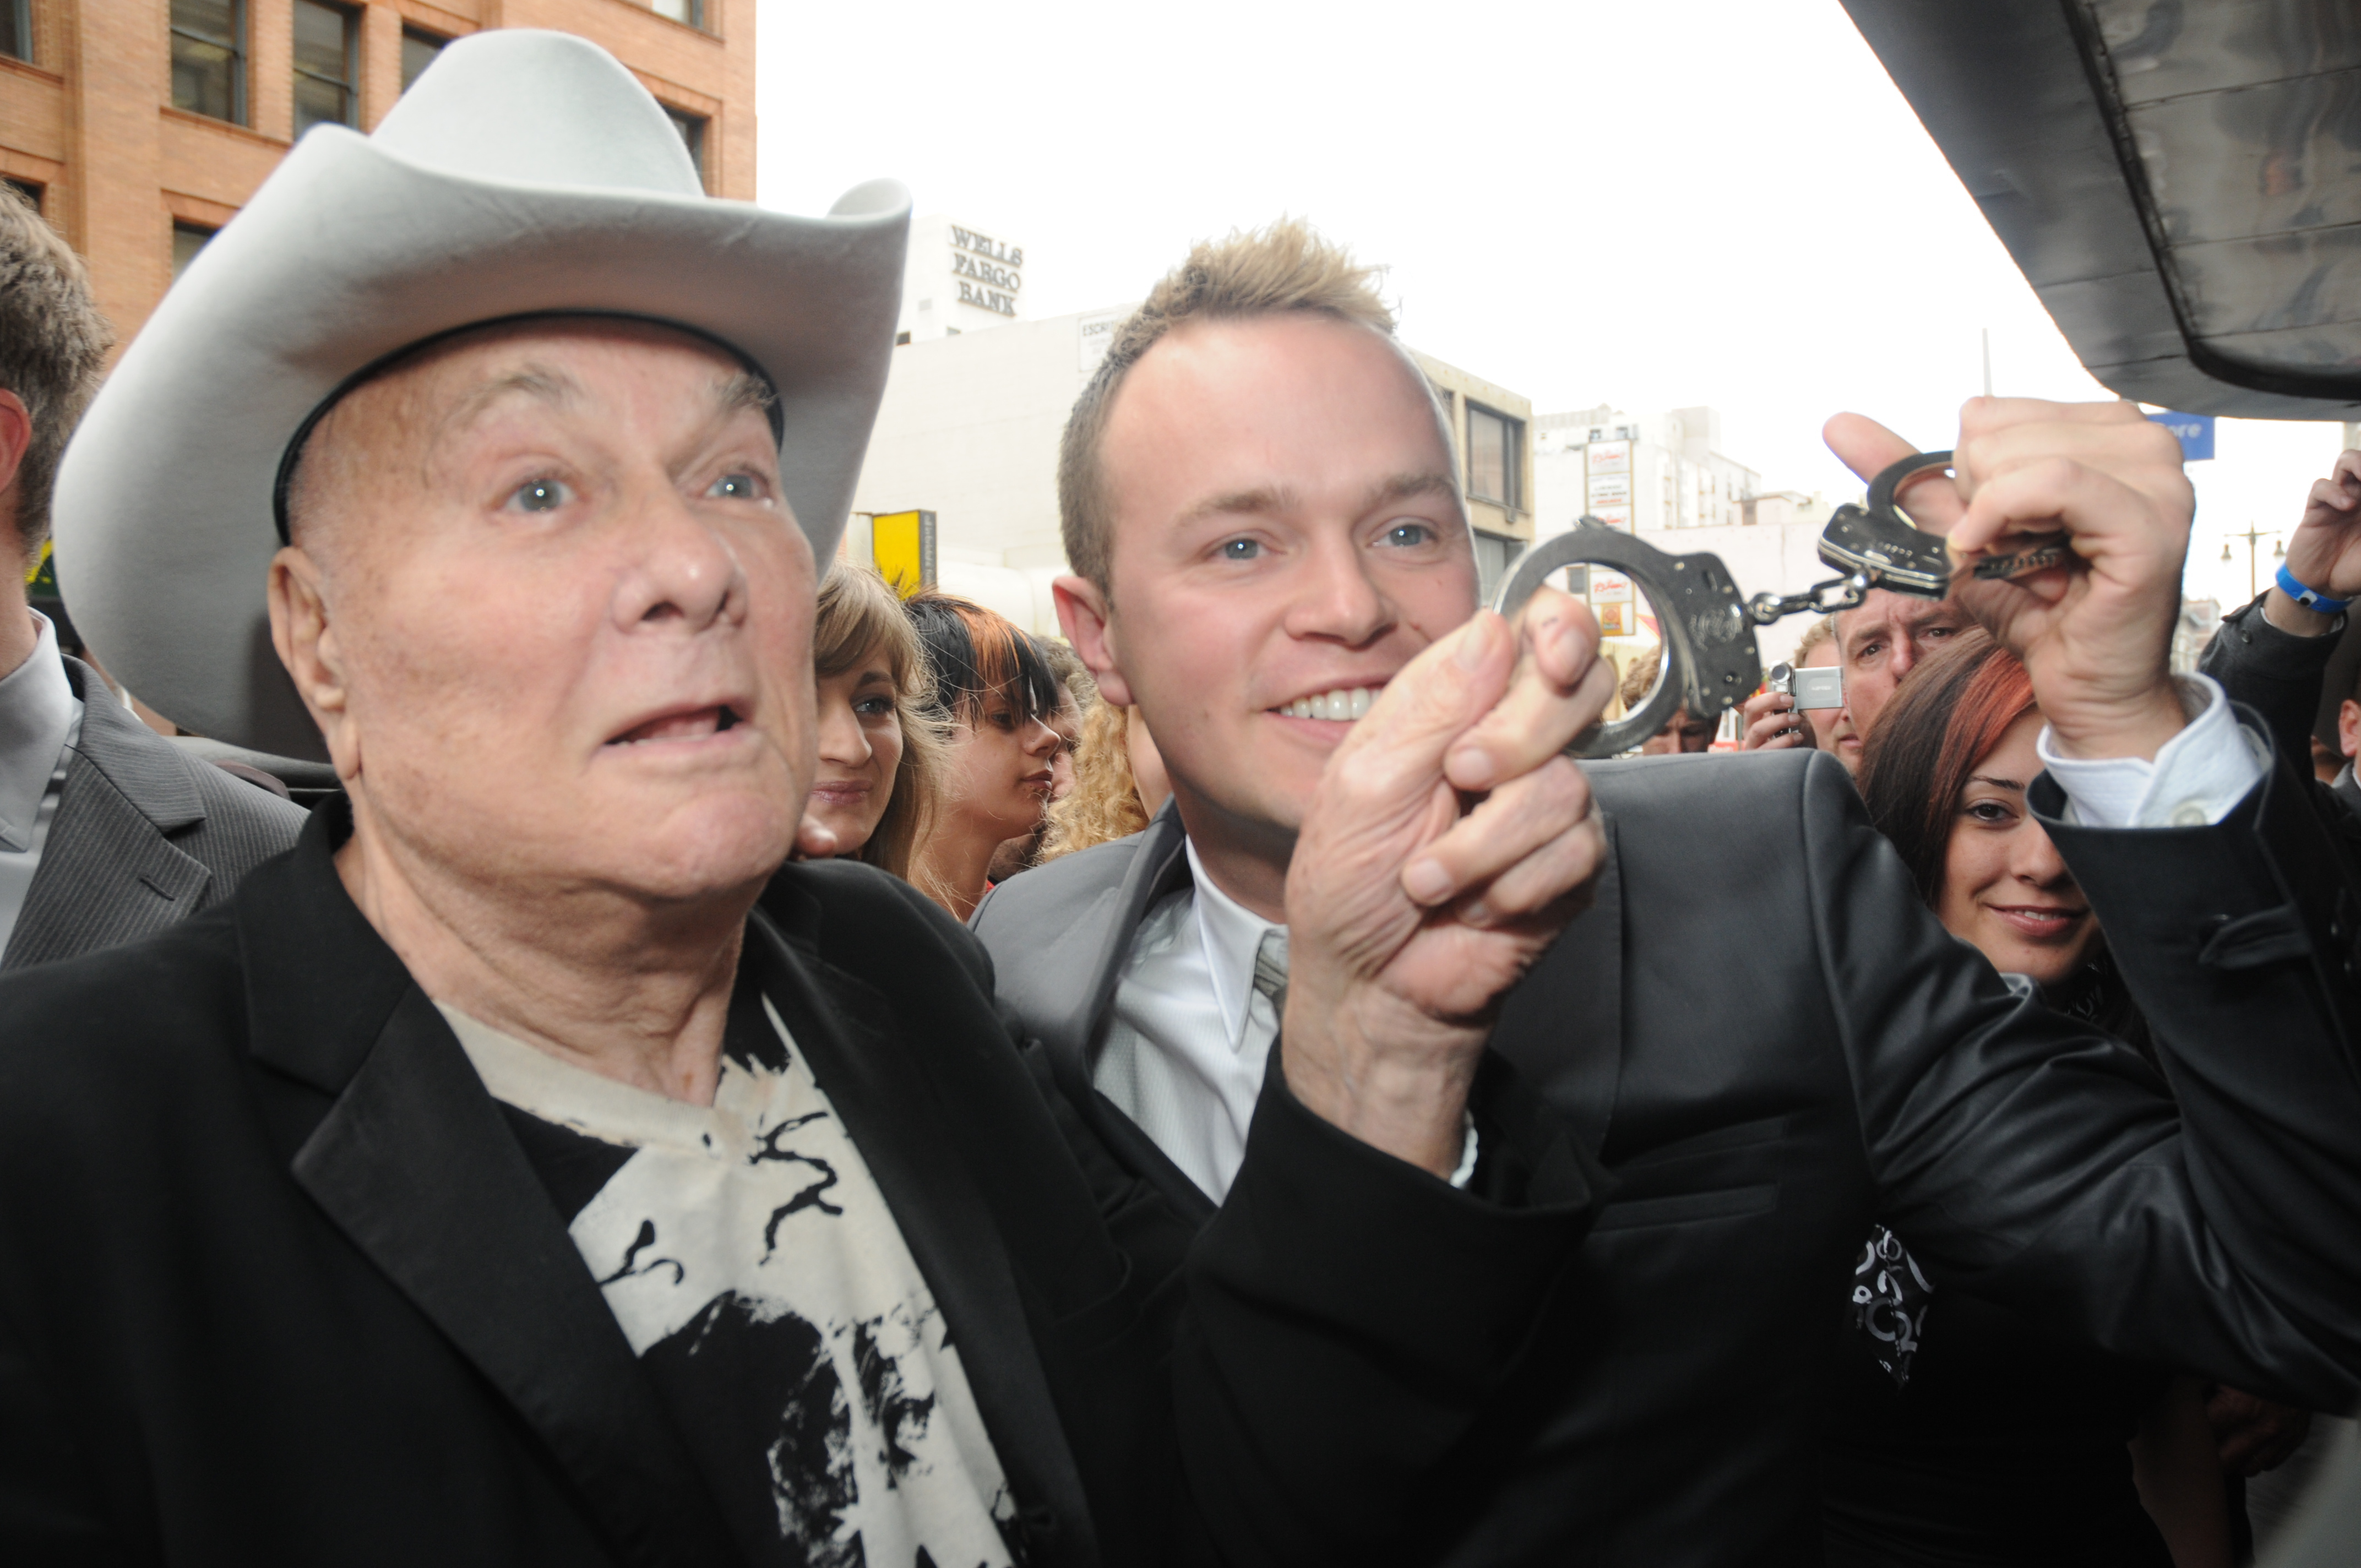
1843, 0, 2361, 417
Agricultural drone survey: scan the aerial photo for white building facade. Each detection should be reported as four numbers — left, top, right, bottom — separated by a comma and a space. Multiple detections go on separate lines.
847, 306, 1132, 633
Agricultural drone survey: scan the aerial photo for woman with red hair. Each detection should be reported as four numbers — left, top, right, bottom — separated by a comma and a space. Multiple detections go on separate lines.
1825, 629, 2232, 1567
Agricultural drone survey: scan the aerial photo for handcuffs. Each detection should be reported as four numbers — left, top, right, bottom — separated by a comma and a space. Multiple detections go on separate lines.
1492, 450, 2053, 757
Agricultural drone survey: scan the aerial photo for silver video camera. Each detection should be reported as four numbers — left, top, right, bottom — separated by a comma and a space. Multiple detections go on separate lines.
1768, 662, 1845, 711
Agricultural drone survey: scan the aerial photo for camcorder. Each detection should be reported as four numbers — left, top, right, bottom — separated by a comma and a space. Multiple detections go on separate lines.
1493, 450, 2054, 756
1768, 662, 1845, 711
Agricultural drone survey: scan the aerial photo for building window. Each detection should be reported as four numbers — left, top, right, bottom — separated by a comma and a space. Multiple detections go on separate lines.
4, 179, 40, 214
1467, 403, 1523, 509
1471, 530, 1518, 603
1, 0, 30, 63
651, 0, 702, 26
171, 0, 246, 124
172, 221, 216, 280
292, 1, 356, 138
399, 26, 445, 92
662, 106, 706, 186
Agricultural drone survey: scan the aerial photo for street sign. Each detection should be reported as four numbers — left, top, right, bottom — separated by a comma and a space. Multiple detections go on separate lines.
2147, 411, 2216, 461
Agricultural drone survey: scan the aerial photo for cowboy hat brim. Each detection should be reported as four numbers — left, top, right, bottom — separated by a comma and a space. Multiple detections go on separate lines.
52, 32, 909, 759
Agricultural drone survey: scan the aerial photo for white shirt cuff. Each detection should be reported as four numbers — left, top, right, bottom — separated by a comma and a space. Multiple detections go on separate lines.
2036, 674, 2268, 829
1448, 1113, 1479, 1189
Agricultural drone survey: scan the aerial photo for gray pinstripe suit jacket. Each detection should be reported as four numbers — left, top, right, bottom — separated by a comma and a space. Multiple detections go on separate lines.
0, 656, 307, 973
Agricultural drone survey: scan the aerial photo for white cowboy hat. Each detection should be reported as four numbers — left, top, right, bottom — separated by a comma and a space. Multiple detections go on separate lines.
51, 28, 909, 759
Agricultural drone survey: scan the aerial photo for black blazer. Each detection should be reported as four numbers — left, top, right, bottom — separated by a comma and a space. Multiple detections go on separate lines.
1, 656, 305, 971
0, 804, 1606, 1567
2200, 591, 2361, 836
976, 742, 2361, 1566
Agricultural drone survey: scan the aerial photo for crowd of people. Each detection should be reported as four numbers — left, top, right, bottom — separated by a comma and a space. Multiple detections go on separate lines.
2, 27, 2360, 1568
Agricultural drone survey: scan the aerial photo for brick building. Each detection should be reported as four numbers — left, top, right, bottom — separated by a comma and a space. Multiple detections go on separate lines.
0, 0, 754, 351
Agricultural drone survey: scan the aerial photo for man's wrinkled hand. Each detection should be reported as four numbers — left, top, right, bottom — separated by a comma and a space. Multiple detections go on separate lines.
1281, 585, 1613, 1176
1827, 401, 2191, 763
2266, 449, 2361, 636
1945, 398, 2191, 762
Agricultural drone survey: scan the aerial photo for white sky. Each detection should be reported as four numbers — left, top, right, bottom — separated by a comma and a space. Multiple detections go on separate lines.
756, 0, 2354, 610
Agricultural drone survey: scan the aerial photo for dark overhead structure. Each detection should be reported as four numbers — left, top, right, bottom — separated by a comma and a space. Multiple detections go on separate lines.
1842, 1, 2361, 418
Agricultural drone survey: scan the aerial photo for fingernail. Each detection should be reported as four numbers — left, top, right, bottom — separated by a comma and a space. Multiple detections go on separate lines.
1403, 858, 1453, 903
1448, 744, 1497, 790
1463, 901, 1492, 926
1455, 613, 1497, 670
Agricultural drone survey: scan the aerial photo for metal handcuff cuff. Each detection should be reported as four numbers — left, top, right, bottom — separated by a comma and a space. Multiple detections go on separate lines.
1491, 450, 2025, 758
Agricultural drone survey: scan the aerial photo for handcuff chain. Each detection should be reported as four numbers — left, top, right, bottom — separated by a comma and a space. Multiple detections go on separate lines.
1744, 572, 1874, 627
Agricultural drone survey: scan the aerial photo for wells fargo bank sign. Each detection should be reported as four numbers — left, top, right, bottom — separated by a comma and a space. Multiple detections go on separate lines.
949, 224, 1023, 317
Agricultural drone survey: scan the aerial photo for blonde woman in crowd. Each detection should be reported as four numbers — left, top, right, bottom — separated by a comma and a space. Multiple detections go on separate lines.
806, 565, 949, 878
1040, 696, 1172, 863
902, 590, 1065, 920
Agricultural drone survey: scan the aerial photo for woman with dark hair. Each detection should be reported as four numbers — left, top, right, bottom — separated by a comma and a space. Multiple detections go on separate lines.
901, 590, 1064, 921
807, 565, 948, 879
1826, 628, 2229, 1567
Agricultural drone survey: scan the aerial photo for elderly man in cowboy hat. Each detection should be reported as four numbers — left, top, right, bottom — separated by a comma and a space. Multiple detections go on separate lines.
0, 31, 1617, 1567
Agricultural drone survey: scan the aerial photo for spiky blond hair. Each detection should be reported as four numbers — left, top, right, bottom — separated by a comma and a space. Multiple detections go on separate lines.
1057, 219, 1414, 594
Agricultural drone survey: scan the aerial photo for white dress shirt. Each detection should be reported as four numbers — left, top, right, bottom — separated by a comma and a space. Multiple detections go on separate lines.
0, 611, 83, 954
1092, 840, 1284, 1202
2037, 674, 2266, 828
1094, 674, 2268, 1202
1093, 839, 1478, 1202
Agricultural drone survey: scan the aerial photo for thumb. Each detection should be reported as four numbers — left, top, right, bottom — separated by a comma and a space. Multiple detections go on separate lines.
1824, 412, 1919, 487
1825, 412, 1966, 533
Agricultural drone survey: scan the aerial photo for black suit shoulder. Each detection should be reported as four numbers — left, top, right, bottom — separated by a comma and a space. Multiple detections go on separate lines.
0, 908, 259, 1177
1581, 744, 1832, 821
763, 854, 998, 1000
0, 903, 247, 1078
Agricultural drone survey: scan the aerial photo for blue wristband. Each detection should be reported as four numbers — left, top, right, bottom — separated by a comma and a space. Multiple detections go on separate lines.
2276, 563, 2351, 615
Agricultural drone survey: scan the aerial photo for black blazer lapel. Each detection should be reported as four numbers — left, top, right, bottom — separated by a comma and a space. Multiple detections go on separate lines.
290, 986, 743, 1568
238, 814, 741, 1568
741, 912, 1100, 1568
1492, 801, 1626, 1157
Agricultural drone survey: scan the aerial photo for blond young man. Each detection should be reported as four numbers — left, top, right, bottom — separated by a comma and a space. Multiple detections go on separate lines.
973, 221, 2361, 1564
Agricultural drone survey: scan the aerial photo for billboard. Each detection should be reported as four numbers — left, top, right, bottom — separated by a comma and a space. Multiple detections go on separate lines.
1587, 439, 1631, 475
1587, 568, 1635, 604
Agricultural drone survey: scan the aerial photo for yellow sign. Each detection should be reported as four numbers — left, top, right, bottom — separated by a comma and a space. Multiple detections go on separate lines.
24, 537, 53, 592
871, 509, 936, 599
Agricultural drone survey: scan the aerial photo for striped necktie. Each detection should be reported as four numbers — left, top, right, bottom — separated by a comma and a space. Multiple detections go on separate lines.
1252, 927, 1289, 1017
